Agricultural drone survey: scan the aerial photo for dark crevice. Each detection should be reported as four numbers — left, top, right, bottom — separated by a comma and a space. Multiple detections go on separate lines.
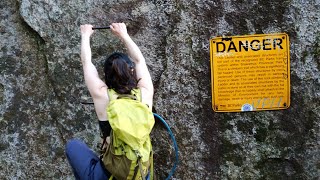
17, 1, 63, 101
17, 0, 67, 146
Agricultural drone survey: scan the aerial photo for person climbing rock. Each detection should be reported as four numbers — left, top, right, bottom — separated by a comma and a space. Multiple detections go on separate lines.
65, 23, 154, 180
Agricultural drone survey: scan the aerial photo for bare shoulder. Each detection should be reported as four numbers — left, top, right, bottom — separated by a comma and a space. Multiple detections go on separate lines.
92, 86, 109, 120
139, 87, 153, 108
95, 86, 109, 102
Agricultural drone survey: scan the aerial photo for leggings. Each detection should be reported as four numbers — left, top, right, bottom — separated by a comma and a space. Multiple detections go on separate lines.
65, 139, 111, 180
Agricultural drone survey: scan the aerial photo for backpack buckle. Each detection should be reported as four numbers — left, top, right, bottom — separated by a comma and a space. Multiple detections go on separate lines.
134, 150, 142, 158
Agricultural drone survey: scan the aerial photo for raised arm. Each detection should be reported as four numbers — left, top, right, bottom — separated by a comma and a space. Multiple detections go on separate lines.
80, 25, 108, 120
80, 25, 107, 97
110, 23, 154, 105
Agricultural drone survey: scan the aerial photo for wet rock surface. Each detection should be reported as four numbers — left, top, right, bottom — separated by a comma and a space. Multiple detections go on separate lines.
0, 0, 319, 179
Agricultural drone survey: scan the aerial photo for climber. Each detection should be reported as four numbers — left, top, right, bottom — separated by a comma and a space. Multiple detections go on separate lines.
65, 23, 154, 179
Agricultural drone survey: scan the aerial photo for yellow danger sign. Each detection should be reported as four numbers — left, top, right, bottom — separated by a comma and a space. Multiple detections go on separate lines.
210, 33, 290, 112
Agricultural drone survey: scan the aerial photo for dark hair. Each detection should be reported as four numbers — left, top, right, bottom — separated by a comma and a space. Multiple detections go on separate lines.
104, 52, 138, 94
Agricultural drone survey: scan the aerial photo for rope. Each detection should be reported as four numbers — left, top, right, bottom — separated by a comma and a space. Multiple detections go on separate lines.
153, 113, 179, 180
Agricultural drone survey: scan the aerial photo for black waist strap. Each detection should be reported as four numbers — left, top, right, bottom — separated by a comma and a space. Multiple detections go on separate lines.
99, 121, 111, 138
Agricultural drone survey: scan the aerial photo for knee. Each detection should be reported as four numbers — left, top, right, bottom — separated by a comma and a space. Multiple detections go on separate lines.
65, 138, 81, 155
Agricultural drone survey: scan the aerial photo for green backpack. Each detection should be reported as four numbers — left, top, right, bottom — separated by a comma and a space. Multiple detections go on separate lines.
102, 88, 155, 180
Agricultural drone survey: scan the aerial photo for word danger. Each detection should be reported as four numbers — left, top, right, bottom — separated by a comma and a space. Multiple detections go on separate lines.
216, 38, 283, 53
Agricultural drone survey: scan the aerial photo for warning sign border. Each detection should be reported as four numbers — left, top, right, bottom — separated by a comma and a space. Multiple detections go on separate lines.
210, 33, 291, 112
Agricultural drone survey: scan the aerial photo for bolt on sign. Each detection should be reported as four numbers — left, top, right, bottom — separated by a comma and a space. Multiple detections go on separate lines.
210, 33, 290, 112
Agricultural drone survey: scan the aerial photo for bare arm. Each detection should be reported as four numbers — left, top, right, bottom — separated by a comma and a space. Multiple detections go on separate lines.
80, 24, 108, 120
110, 23, 154, 106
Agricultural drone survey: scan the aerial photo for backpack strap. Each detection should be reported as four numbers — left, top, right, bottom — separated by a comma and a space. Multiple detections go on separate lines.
107, 88, 142, 102
149, 151, 154, 180
132, 163, 139, 179
137, 157, 146, 180
131, 150, 147, 180
132, 150, 153, 180
107, 89, 117, 101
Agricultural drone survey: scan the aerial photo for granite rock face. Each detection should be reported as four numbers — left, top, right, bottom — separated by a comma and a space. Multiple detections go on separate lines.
0, 0, 319, 179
